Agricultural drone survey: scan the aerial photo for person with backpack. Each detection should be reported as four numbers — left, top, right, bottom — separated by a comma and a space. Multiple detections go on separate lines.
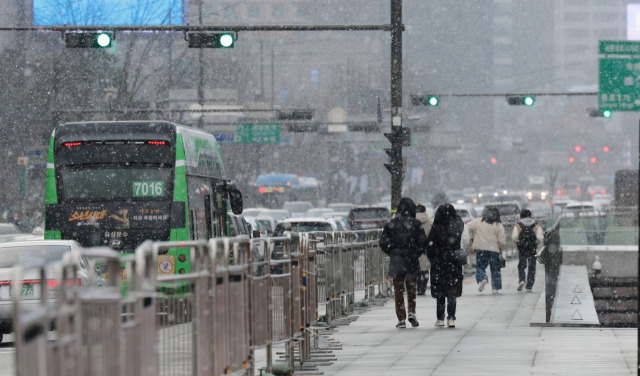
379, 197, 428, 328
511, 209, 544, 292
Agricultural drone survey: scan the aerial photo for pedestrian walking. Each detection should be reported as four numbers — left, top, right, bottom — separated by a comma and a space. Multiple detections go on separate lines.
425, 204, 469, 328
467, 207, 507, 294
415, 204, 433, 295
379, 197, 427, 328
512, 209, 544, 292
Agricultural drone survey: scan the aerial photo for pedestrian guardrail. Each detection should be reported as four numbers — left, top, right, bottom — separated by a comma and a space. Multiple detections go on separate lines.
13, 230, 389, 376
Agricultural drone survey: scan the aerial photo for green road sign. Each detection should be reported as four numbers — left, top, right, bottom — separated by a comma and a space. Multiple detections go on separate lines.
236, 123, 280, 144
599, 40, 640, 55
599, 58, 640, 111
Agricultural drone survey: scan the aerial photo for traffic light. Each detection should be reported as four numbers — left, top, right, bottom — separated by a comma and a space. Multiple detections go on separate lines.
188, 33, 235, 48
506, 95, 534, 106
410, 95, 439, 106
589, 109, 612, 118
384, 127, 411, 175
64, 32, 113, 48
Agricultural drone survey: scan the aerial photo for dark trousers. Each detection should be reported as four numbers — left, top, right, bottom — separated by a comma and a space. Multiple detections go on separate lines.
393, 276, 417, 321
517, 252, 537, 289
417, 270, 429, 295
436, 295, 457, 320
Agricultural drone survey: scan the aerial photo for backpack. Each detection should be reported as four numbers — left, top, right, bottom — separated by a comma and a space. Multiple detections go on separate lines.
516, 222, 537, 254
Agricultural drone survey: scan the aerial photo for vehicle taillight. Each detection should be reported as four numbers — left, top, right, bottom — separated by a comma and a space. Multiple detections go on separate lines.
63, 142, 82, 147
147, 140, 167, 145
46, 279, 81, 287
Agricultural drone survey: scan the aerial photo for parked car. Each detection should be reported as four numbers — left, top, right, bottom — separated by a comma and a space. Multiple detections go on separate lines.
0, 240, 103, 342
305, 208, 335, 217
0, 224, 21, 236
456, 208, 476, 224
246, 216, 277, 237
271, 217, 340, 273
327, 203, 354, 212
282, 201, 314, 218
228, 214, 251, 238
260, 209, 290, 222
482, 201, 521, 226
347, 207, 391, 230
242, 207, 267, 218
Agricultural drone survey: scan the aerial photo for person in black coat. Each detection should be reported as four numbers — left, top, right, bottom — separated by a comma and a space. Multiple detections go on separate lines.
379, 197, 427, 328
425, 204, 465, 328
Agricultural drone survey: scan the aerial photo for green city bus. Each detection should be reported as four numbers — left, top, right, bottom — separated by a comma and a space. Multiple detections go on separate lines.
44, 121, 243, 275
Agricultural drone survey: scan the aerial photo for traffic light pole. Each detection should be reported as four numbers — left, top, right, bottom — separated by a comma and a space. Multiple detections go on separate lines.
389, 0, 404, 212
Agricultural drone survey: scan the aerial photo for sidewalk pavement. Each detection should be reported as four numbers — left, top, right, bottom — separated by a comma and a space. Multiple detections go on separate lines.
317, 260, 636, 376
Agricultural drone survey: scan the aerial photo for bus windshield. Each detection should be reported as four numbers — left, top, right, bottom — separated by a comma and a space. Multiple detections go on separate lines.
61, 167, 171, 200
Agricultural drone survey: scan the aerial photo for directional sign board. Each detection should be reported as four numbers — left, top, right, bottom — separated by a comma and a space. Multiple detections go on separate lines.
598, 40, 640, 112
599, 40, 640, 55
599, 58, 640, 111
236, 123, 280, 144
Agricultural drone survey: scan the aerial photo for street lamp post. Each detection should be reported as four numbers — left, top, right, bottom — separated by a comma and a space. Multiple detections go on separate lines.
389, 0, 403, 212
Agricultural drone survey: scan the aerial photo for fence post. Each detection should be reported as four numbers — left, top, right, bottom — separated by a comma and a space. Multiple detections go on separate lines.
543, 220, 562, 322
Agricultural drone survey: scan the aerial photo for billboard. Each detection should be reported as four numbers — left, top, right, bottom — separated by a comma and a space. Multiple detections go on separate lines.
33, 0, 186, 26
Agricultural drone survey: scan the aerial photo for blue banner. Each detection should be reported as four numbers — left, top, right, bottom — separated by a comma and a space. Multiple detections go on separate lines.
33, 0, 185, 26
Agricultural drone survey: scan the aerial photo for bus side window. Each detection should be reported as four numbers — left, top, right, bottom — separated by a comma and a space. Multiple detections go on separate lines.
204, 194, 213, 239
189, 210, 197, 240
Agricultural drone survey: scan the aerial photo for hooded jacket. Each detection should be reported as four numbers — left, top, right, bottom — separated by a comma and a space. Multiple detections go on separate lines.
467, 215, 507, 254
379, 197, 427, 278
425, 204, 466, 298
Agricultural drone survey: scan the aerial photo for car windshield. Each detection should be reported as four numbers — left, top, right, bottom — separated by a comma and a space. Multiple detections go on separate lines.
61, 167, 171, 200
0, 245, 71, 268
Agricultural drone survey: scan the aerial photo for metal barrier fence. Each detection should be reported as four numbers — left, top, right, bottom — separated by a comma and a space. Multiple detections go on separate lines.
13, 230, 388, 375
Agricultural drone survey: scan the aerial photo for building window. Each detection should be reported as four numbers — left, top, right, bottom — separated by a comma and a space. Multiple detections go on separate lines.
273, 4, 284, 18
248, 4, 259, 18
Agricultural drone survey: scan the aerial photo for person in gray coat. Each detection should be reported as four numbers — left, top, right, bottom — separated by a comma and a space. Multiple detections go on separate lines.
379, 197, 428, 328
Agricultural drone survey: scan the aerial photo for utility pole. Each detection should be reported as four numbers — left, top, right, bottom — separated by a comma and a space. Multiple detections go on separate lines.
387, 0, 404, 212
197, 0, 205, 129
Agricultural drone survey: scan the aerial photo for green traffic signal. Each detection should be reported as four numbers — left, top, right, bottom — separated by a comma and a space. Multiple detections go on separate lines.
219, 33, 234, 48
507, 95, 535, 106
602, 110, 612, 118
188, 32, 235, 48
96, 33, 112, 48
64, 32, 113, 48
410, 94, 439, 106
